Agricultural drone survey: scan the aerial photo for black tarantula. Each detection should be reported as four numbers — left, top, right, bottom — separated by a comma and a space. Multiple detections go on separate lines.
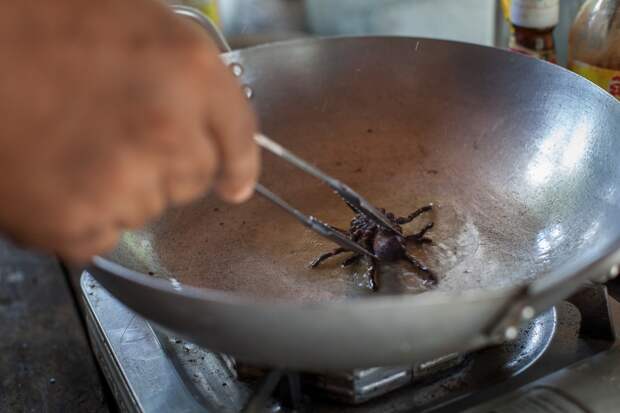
310, 204, 437, 291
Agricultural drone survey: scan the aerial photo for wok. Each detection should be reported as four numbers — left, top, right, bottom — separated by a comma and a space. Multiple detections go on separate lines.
89, 12, 620, 370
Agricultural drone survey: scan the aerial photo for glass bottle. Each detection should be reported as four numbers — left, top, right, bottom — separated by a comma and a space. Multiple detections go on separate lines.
569, 0, 620, 99
508, 0, 560, 63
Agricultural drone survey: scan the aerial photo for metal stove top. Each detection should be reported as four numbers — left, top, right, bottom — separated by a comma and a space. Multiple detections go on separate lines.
80, 271, 620, 412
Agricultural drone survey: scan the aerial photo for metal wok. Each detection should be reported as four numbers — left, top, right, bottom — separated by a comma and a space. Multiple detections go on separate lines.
89, 32, 620, 370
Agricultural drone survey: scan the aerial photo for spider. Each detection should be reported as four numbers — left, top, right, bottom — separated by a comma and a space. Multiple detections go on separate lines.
310, 204, 437, 291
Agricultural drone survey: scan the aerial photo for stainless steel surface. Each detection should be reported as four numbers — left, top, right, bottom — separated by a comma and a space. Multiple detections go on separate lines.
313, 367, 413, 404
91, 33, 620, 370
173, 6, 232, 53
309, 353, 465, 404
81, 274, 251, 413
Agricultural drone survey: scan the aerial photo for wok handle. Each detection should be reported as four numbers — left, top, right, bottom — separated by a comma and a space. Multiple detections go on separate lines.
527, 249, 620, 312
172, 5, 232, 53
485, 247, 620, 342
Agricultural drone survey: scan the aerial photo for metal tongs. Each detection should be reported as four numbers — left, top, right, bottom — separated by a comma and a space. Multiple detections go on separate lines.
254, 134, 400, 260
170, 7, 398, 260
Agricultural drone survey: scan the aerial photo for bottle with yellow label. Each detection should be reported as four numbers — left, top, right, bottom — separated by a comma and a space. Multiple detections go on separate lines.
569, 0, 620, 99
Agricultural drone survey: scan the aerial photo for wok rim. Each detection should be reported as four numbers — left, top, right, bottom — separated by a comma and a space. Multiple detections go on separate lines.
226, 35, 620, 105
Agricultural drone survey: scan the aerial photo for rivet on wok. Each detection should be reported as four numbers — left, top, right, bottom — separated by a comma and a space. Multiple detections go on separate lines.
242, 85, 253, 99
170, 278, 182, 291
521, 306, 535, 320
229, 63, 244, 77
610, 265, 620, 278
504, 326, 518, 341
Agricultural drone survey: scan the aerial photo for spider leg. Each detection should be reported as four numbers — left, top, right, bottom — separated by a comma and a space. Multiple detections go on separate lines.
365, 258, 379, 291
341, 253, 362, 267
396, 204, 433, 225
403, 253, 437, 285
310, 248, 347, 268
405, 222, 434, 244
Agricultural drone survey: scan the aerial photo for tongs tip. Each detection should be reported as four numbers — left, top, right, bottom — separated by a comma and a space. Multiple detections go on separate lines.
334, 185, 401, 235
254, 133, 398, 257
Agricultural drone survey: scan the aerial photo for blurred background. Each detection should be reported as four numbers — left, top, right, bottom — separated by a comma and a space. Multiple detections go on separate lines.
167, 0, 587, 67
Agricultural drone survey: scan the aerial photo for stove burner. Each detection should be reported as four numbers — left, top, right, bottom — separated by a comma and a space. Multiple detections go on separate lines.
80, 273, 617, 413
235, 309, 555, 408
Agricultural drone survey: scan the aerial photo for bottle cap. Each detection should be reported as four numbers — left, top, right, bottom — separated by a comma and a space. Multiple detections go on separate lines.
511, 0, 560, 29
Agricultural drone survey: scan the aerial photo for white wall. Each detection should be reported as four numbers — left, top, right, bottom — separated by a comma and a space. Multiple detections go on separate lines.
305, 0, 497, 46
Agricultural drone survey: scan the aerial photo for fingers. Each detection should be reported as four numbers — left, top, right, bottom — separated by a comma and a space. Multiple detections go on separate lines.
210, 106, 260, 203
194, 54, 260, 204
163, 129, 219, 206
7, 209, 121, 264
56, 225, 121, 264
10, 121, 222, 262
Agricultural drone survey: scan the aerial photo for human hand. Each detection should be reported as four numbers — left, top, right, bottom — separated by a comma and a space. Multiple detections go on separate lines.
0, 0, 259, 262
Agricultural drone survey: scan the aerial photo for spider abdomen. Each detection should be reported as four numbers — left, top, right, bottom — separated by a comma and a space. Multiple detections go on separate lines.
373, 231, 404, 261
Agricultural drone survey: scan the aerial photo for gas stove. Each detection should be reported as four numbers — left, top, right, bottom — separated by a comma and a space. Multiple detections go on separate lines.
80, 271, 620, 412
